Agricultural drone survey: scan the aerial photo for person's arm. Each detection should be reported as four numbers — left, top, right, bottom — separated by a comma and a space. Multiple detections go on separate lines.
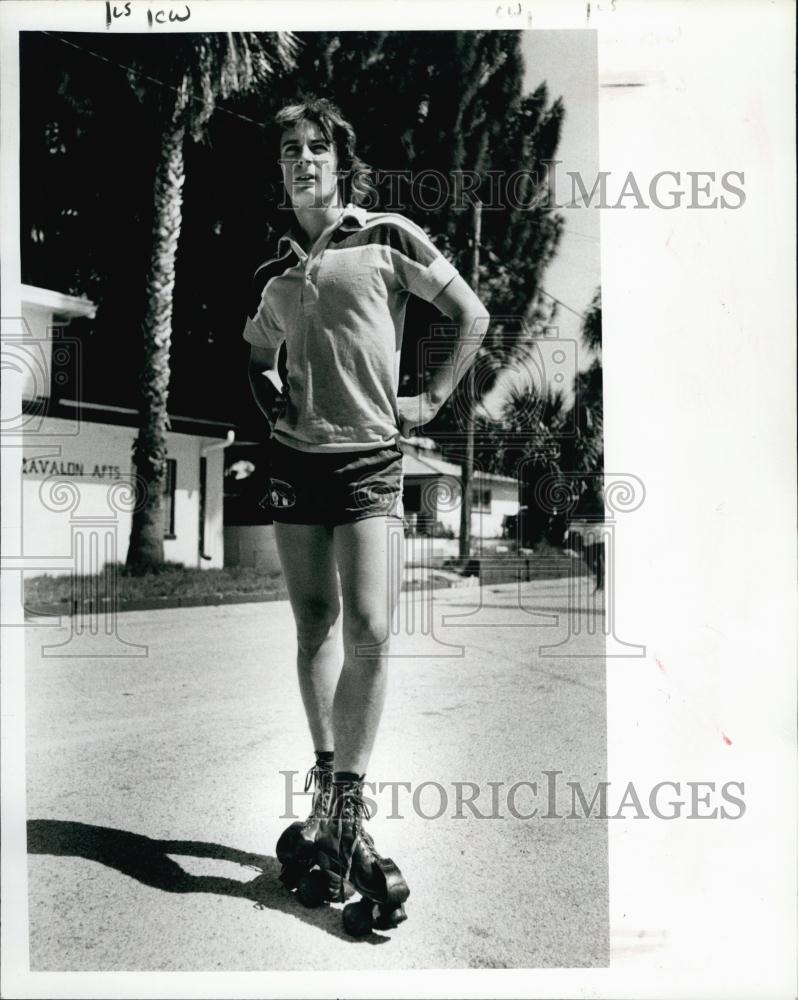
248, 344, 285, 430
397, 274, 490, 437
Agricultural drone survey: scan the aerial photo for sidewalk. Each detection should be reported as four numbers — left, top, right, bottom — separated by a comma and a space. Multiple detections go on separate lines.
24, 578, 608, 971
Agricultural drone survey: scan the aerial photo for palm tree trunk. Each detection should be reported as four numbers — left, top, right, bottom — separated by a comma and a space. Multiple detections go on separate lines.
126, 121, 186, 574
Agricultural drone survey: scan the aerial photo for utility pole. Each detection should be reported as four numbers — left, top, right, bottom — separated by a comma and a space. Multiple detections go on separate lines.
459, 198, 481, 561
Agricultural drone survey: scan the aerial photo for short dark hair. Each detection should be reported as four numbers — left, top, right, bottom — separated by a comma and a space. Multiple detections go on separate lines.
274, 97, 374, 207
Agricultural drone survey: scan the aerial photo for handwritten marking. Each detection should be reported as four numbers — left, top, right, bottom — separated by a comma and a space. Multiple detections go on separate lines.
105, 1, 191, 29
147, 5, 192, 28
105, 1, 132, 28
495, 2, 523, 16
587, 0, 617, 20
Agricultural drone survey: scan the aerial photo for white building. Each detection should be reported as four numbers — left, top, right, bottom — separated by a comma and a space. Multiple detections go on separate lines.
17, 284, 233, 575
401, 440, 520, 544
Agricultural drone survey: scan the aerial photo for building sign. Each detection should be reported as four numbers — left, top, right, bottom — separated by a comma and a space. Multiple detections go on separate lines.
22, 458, 124, 480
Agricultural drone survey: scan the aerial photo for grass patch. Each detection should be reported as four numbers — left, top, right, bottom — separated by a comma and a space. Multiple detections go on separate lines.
24, 562, 287, 609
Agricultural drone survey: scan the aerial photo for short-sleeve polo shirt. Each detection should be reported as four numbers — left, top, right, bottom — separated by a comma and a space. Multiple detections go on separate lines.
243, 204, 459, 453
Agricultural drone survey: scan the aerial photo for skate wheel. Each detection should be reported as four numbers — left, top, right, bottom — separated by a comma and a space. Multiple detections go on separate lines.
296, 868, 328, 908
377, 859, 410, 904
279, 863, 306, 890
343, 898, 375, 937
321, 872, 355, 903
374, 903, 407, 930
275, 822, 304, 864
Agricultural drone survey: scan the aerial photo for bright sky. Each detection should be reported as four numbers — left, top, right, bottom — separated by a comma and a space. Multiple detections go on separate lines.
482, 31, 599, 416
521, 30, 601, 360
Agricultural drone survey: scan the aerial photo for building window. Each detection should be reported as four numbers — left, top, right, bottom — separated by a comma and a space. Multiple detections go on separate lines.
163, 458, 177, 539
471, 485, 492, 512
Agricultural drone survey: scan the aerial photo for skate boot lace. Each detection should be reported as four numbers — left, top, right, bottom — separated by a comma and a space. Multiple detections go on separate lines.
332, 781, 379, 881
304, 763, 333, 820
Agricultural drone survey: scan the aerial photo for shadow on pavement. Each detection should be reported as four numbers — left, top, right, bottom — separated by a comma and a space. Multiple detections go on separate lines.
27, 818, 389, 945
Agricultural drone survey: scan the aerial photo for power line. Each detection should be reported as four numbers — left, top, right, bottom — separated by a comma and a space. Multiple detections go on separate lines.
42, 31, 274, 133
539, 288, 587, 320
40, 31, 597, 322
563, 227, 600, 243
370, 173, 596, 316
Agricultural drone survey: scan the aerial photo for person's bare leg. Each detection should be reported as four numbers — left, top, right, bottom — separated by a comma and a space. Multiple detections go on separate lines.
274, 522, 341, 751
316, 516, 409, 929
332, 516, 403, 774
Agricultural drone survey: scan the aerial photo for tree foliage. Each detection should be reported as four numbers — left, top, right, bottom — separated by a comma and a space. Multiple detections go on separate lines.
22, 31, 564, 424
19, 30, 600, 547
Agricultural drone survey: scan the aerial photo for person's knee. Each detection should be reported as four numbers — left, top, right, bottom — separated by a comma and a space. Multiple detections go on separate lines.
295, 599, 340, 655
344, 609, 391, 655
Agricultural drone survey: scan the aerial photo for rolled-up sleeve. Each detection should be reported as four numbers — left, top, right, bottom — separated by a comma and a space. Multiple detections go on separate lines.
384, 219, 459, 302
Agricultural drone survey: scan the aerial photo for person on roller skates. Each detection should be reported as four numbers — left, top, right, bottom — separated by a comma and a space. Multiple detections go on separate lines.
243, 96, 489, 936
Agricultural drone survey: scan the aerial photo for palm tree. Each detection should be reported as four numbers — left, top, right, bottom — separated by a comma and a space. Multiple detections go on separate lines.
567, 287, 603, 477
581, 287, 602, 353
124, 33, 298, 573
552, 287, 603, 530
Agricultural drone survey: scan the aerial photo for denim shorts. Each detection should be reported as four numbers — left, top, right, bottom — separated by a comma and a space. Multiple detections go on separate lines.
261, 439, 405, 526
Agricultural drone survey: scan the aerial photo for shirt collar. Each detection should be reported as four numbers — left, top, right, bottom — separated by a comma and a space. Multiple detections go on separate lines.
338, 203, 367, 230
277, 203, 366, 256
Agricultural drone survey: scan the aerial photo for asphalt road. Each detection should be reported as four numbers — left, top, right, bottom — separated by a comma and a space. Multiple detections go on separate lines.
25, 576, 608, 971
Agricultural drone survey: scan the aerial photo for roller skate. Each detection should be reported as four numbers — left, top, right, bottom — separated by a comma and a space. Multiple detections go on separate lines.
316, 775, 410, 937
275, 758, 352, 908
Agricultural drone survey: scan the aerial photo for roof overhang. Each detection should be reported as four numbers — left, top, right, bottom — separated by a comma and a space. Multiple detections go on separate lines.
21, 283, 97, 319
